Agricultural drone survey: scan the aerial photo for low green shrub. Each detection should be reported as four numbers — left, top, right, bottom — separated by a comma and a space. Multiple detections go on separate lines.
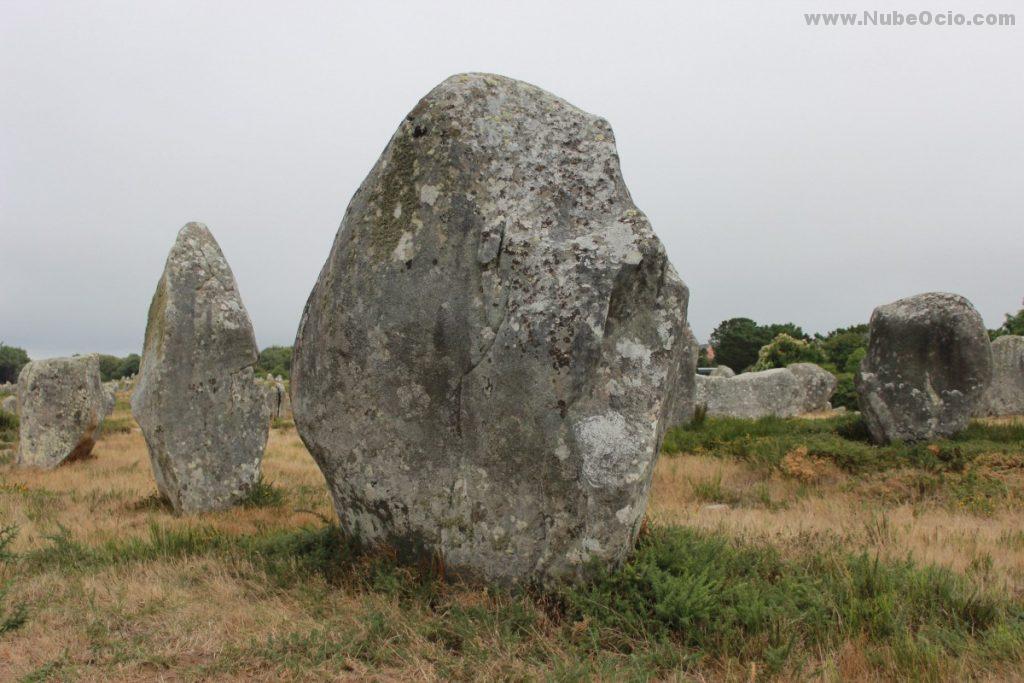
0, 409, 18, 447
663, 415, 1024, 475
0, 525, 27, 636
831, 372, 859, 411
565, 526, 1024, 676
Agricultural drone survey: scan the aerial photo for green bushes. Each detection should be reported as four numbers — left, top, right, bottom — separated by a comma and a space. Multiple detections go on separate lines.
257, 346, 293, 379
0, 410, 17, 450
831, 372, 859, 411
709, 319, 808, 372
749, 333, 825, 371
97, 353, 140, 381
0, 343, 29, 384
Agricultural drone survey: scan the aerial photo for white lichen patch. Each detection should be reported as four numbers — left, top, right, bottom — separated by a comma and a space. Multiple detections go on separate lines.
390, 230, 416, 262
575, 411, 643, 488
419, 184, 440, 206
615, 339, 652, 365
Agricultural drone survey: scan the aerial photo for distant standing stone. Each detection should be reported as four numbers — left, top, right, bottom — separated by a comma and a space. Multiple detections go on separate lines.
1, 395, 16, 414
292, 73, 695, 586
16, 354, 105, 468
973, 335, 1024, 417
856, 292, 992, 443
695, 366, 830, 419
709, 365, 735, 378
102, 384, 117, 418
132, 222, 269, 513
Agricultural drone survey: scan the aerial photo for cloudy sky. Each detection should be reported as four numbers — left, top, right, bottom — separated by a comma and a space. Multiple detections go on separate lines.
2, 1, 1021, 358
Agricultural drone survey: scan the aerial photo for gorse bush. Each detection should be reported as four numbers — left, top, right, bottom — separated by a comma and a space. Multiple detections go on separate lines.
749, 333, 825, 371
709, 319, 808, 372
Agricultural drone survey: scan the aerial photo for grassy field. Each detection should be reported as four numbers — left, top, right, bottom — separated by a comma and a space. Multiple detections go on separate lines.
0, 398, 1023, 681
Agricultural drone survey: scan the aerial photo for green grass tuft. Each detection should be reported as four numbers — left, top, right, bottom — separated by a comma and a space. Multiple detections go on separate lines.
0, 525, 28, 636
241, 476, 286, 509
663, 415, 1024, 475
564, 526, 1024, 676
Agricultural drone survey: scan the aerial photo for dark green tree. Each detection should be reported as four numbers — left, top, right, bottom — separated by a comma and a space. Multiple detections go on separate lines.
709, 319, 809, 371
816, 325, 869, 373
97, 353, 141, 381
763, 323, 809, 341
116, 354, 140, 378
97, 355, 121, 382
0, 344, 29, 384
257, 346, 293, 379
709, 318, 769, 371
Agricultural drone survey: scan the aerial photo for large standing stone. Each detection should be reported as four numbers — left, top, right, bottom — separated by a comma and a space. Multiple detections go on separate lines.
292, 73, 695, 586
973, 336, 1024, 417
132, 222, 269, 513
262, 379, 292, 421
695, 364, 835, 419
15, 355, 105, 468
856, 292, 992, 444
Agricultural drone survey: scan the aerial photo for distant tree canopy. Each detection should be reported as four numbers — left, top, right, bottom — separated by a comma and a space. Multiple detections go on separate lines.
257, 346, 293, 379
708, 318, 809, 372
991, 302, 1024, 339
815, 325, 869, 374
705, 300, 1021, 411
97, 354, 141, 382
0, 343, 30, 384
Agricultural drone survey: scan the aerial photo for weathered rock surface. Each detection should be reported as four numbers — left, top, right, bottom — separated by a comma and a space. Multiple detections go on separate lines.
292, 73, 694, 586
695, 363, 836, 419
697, 368, 804, 419
102, 384, 117, 418
132, 222, 269, 513
263, 380, 291, 421
15, 355, 105, 468
710, 365, 735, 378
973, 335, 1024, 417
1, 395, 16, 414
856, 292, 992, 443
788, 362, 838, 412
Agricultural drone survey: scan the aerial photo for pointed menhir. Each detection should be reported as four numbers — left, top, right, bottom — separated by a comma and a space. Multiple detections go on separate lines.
132, 222, 269, 513
292, 73, 697, 585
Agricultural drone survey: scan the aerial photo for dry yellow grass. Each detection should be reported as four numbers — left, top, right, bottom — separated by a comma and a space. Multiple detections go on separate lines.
649, 452, 1024, 599
1, 399, 1023, 680
0, 421, 332, 555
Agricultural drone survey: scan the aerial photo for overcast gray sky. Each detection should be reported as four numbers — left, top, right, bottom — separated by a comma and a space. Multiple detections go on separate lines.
2, 1, 1021, 358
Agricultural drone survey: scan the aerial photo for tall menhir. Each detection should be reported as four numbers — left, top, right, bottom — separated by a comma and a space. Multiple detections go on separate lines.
292, 74, 697, 585
132, 222, 269, 513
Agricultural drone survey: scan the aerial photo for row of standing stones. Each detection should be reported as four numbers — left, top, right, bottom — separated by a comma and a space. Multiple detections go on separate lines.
5, 74, 1023, 586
